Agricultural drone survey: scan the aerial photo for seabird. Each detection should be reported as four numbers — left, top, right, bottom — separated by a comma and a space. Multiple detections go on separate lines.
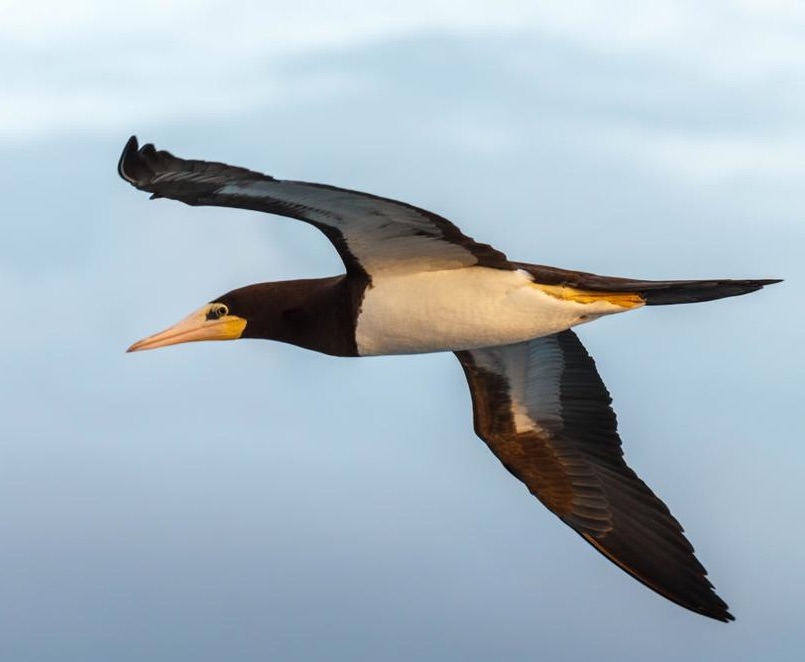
119, 135, 779, 622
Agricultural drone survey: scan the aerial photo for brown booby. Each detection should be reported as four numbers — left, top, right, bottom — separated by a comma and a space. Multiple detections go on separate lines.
119, 135, 779, 622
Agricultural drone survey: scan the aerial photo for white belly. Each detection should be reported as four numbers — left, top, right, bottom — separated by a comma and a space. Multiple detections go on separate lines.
354, 267, 631, 356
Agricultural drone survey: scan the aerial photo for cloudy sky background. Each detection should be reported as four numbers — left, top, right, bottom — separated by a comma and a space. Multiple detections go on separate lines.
1, 1, 803, 660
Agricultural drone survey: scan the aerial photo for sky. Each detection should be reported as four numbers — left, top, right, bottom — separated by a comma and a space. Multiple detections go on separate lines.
1, 1, 803, 660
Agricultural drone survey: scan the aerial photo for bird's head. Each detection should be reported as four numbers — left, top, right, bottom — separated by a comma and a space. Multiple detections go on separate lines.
127, 289, 252, 353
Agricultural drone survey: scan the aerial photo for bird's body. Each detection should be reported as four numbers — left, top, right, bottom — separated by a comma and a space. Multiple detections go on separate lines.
119, 136, 779, 622
356, 266, 639, 355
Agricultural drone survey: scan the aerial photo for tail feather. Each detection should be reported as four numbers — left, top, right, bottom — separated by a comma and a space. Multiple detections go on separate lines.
631, 278, 781, 306
515, 262, 781, 306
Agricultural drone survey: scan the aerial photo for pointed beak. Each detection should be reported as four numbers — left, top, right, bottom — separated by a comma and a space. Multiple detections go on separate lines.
127, 305, 247, 353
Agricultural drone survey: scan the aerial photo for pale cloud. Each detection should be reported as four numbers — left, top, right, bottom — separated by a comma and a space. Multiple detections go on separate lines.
4, 0, 804, 71
633, 131, 805, 184
738, 0, 805, 17
580, 121, 805, 187
3, 0, 805, 191
0, 69, 363, 143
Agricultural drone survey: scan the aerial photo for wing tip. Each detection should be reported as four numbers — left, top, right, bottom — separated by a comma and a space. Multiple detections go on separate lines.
720, 609, 736, 623
118, 134, 146, 185
581, 531, 734, 622
699, 602, 735, 623
118, 134, 166, 188
689, 590, 735, 623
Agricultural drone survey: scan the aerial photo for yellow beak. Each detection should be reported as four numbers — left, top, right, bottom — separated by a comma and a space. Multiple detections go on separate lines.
127, 304, 247, 353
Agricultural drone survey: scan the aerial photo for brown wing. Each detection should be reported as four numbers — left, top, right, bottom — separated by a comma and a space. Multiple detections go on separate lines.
118, 136, 511, 278
455, 331, 733, 621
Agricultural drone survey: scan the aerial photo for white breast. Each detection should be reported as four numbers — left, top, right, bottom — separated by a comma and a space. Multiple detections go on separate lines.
354, 267, 630, 356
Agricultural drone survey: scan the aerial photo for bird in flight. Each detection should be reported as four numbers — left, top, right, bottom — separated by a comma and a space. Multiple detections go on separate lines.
119, 136, 778, 622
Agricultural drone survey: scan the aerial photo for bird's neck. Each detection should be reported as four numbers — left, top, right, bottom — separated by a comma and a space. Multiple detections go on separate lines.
240, 276, 365, 357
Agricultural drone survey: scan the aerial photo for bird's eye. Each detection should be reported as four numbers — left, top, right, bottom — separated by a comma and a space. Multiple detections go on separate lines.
207, 303, 229, 320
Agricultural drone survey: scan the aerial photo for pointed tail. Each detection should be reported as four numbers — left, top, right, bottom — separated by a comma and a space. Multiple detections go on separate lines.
628, 278, 781, 305
515, 263, 781, 306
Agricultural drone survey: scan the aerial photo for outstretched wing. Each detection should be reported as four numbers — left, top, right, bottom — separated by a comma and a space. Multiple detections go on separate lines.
118, 136, 511, 277
455, 331, 733, 621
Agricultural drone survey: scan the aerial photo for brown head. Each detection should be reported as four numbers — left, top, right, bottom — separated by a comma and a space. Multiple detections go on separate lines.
127, 277, 359, 356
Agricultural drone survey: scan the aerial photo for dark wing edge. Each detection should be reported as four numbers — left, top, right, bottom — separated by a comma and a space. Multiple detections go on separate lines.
117, 135, 364, 274
455, 331, 734, 622
117, 136, 512, 276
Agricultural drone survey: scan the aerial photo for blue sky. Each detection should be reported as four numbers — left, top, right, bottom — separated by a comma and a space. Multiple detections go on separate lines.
1, 1, 803, 660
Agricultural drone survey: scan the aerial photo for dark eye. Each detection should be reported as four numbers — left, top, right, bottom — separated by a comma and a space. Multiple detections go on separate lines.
207, 303, 229, 320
